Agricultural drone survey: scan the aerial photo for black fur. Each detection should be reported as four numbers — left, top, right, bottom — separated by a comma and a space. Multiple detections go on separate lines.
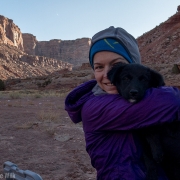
107, 63, 180, 180
107, 63, 165, 103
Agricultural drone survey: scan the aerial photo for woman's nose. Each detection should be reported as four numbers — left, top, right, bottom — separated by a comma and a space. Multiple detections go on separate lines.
103, 67, 110, 78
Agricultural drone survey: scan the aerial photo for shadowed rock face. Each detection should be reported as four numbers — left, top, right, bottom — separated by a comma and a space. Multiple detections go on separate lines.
22, 33, 37, 55
0, 15, 24, 51
22, 36, 91, 66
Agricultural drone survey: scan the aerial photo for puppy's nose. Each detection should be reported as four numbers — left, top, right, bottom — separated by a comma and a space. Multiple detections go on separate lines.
129, 89, 138, 97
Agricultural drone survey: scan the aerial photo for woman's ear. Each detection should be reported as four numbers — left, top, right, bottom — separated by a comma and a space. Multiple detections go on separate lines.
150, 69, 165, 87
107, 63, 127, 85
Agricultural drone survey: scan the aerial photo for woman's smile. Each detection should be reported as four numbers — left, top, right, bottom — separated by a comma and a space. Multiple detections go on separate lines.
93, 51, 128, 94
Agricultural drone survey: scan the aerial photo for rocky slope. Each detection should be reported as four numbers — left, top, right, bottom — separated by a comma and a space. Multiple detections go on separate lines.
4, 63, 93, 90
136, 5, 180, 87
137, 7, 180, 65
0, 43, 72, 80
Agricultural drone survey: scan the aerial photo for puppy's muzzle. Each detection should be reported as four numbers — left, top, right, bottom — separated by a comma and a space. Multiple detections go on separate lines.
128, 89, 139, 103
129, 89, 138, 98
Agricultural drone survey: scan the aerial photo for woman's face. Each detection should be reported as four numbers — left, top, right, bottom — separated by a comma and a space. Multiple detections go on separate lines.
93, 51, 128, 94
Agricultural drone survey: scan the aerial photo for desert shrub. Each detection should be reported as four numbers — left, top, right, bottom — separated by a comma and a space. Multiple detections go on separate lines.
0, 79, 5, 91
37, 110, 59, 122
9, 92, 21, 99
33, 93, 42, 98
42, 79, 51, 87
172, 64, 180, 74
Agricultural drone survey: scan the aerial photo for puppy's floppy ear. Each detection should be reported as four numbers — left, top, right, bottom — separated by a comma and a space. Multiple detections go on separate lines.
107, 62, 127, 85
150, 69, 165, 87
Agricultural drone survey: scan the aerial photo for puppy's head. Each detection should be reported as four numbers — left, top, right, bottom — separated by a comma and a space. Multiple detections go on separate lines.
107, 63, 165, 103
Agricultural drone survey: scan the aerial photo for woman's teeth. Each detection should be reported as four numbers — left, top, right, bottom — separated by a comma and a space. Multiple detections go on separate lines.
106, 83, 113, 86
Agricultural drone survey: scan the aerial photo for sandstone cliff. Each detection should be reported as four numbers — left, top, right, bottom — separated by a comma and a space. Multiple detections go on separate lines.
0, 15, 24, 51
22, 33, 37, 55
23, 36, 91, 66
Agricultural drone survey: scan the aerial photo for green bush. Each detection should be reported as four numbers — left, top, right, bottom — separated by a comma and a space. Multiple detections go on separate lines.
0, 79, 5, 91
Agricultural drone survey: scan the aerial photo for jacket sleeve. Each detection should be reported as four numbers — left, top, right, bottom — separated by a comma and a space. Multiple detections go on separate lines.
82, 86, 180, 132
65, 80, 96, 123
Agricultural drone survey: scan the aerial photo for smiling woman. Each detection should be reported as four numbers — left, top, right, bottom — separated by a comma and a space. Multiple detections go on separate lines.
65, 26, 180, 180
93, 51, 127, 94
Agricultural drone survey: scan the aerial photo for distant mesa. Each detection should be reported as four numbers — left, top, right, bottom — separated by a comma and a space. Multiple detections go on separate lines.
22, 33, 91, 67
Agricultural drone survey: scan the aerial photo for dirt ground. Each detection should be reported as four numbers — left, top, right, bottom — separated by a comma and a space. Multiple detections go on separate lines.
0, 90, 96, 180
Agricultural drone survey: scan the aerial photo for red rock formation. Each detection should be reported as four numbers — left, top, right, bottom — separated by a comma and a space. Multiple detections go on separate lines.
0, 15, 24, 51
23, 37, 91, 66
137, 6, 180, 65
0, 15, 73, 80
0, 43, 72, 80
22, 33, 37, 55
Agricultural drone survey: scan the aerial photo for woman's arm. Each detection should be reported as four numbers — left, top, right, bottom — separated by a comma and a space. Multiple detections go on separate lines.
81, 86, 180, 132
65, 80, 96, 123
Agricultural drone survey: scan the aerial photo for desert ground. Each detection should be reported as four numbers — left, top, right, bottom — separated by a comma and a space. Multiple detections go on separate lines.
0, 90, 96, 180
0, 63, 180, 180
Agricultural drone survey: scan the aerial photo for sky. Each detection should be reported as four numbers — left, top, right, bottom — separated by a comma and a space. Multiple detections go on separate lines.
1, 0, 180, 41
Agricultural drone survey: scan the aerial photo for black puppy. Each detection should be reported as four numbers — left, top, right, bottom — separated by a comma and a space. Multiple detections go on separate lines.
107, 63, 180, 180
107, 63, 165, 103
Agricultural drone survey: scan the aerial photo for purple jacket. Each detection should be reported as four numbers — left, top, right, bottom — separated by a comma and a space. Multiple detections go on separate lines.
65, 80, 180, 180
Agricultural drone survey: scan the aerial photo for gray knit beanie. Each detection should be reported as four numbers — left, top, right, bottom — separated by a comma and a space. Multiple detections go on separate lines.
89, 26, 141, 68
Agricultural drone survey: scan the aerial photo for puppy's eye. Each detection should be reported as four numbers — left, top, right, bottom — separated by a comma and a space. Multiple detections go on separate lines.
139, 75, 148, 81
124, 77, 129, 80
122, 76, 130, 82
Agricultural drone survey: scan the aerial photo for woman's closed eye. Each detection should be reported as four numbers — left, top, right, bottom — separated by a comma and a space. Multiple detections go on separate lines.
94, 65, 104, 71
